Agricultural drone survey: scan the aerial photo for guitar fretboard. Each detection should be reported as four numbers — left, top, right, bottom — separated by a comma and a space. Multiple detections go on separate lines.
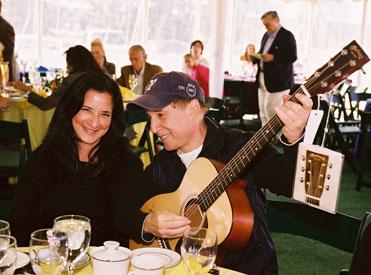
198, 89, 306, 211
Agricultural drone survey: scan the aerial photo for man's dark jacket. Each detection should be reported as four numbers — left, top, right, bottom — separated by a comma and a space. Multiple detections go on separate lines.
115, 118, 299, 274
256, 27, 297, 93
0, 16, 15, 80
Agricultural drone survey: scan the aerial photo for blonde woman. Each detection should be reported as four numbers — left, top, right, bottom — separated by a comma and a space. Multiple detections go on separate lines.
91, 38, 116, 78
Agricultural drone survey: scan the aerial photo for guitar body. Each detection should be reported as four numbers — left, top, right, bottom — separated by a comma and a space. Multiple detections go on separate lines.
129, 157, 254, 251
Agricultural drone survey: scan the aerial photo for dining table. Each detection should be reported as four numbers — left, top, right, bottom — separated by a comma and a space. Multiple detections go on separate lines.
223, 75, 259, 120
17, 247, 245, 275
0, 94, 54, 150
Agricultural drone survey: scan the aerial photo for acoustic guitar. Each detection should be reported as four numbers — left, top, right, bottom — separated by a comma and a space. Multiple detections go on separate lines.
129, 40, 369, 253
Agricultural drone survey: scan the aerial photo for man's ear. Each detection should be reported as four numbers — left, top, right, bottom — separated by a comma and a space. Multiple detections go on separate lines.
187, 99, 201, 115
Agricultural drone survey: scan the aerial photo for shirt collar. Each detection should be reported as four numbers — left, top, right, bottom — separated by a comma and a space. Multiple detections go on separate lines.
268, 25, 281, 38
134, 63, 145, 76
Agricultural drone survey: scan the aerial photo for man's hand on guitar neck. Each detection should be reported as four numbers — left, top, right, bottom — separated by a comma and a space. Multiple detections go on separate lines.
144, 211, 191, 238
275, 93, 313, 144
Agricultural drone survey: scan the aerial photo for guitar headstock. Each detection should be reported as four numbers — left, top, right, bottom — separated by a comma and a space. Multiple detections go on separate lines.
304, 40, 369, 97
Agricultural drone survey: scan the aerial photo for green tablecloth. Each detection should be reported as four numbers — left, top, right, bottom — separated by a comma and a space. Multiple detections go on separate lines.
0, 99, 54, 150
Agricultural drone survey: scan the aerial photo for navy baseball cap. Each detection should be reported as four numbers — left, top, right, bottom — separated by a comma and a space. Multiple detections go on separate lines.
126, 71, 205, 112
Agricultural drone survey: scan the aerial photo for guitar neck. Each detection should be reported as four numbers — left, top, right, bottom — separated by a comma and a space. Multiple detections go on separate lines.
198, 88, 307, 211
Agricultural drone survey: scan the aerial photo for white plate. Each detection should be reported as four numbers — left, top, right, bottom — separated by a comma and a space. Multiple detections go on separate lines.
132, 248, 181, 268
9, 95, 27, 102
15, 251, 30, 269
72, 253, 91, 270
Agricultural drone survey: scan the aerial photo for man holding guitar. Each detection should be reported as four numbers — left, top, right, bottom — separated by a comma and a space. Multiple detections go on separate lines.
115, 71, 312, 274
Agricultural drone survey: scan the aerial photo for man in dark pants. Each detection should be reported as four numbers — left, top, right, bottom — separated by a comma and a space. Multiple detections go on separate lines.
254, 11, 297, 126
0, 0, 15, 81
115, 71, 312, 274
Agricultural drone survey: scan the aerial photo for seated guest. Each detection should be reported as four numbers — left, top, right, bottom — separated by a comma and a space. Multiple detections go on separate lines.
10, 72, 143, 246
240, 44, 258, 77
116, 45, 162, 95
182, 40, 209, 75
184, 53, 209, 97
114, 71, 312, 274
91, 38, 116, 78
15, 45, 102, 111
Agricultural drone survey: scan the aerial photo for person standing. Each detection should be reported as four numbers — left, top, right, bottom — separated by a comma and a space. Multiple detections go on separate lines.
0, 0, 15, 81
254, 11, 297, 126
182, 40, 209, 75
116, 45, 163, 95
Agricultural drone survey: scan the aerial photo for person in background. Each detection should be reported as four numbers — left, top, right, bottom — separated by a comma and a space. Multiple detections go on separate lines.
115, 71, 312, 274
240, 44, 258, 77
0, 0, 15, 81
15, 45, 103, 110
182, 40, 209, 75
10, 72, 143, 247
184, 53, 209, 97
91, 38, 116, 78
254, 10, 297, 126
116, 45, 163, 95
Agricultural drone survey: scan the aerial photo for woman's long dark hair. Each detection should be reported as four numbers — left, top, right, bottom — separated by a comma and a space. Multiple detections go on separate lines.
65, 45, 103, 73
40, 72, 125, 178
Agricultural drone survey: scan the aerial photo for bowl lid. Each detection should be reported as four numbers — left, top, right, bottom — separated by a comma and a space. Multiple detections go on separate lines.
92, 241, 131, 262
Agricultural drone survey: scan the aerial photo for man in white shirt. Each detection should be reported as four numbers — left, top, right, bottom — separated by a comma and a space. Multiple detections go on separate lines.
117, 45, 163, 95
254, 11, 297, 126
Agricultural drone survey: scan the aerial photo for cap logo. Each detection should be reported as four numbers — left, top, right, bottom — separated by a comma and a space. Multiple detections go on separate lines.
186, 83, 196, 97
146, 79, 158, 91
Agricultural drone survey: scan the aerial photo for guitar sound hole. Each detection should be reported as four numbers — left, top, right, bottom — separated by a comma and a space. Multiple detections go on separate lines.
183, 198, 207, 228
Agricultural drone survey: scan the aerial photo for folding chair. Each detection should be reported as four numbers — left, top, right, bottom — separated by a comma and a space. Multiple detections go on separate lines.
0, 119, 31, 177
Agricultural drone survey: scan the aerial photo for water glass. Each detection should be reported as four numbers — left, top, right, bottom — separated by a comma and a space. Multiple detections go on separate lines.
182, 227, 217, 275
128, 74, 138, 90
0, 235, 17, 275
53, 215, 91, 275
0, 220, 10, 235
29, 228, 69, 275
0, 61, 9, 89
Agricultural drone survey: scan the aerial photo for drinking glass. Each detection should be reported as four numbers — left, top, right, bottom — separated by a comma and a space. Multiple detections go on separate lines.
53, 215, 91, 275
0, 235, 17, 275
128, 74, 138, 90
29, 228, 69, 275
0, 61, 9, 89
0, 220, 10, 235
182, 227, 217, 275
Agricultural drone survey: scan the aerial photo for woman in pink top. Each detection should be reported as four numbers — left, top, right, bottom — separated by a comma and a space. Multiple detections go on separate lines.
183, 53, 209, 97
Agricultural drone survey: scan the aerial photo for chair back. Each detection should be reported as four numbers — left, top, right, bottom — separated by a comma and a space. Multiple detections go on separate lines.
348, 212, 371, 275
0, 119, 31, 175
124, 110, 155, 161
205, 97, 224, 124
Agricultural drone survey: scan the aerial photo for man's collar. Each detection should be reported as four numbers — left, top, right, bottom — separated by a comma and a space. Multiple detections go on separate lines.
268, 24, 281, 36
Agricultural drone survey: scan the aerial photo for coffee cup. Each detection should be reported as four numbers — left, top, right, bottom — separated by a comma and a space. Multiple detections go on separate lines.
128, 254, 165, 275
91, 241, 132, 275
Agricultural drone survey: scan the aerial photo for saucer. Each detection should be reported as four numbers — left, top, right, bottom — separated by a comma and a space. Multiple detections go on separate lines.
15, 251, 30, 269
132, 248, 181, 268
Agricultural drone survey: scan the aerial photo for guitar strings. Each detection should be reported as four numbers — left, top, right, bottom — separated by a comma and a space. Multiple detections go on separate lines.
183, 50, 351, 220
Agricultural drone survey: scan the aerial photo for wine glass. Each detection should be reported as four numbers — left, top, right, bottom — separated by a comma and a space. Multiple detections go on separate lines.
0, 235, 17, 275
0, 61, 9, 89
29, 228, 69, 275
128, 74, 138, 90
53, 215, 91, 275
0, 220, 10, 235
181, 227, 217, 275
